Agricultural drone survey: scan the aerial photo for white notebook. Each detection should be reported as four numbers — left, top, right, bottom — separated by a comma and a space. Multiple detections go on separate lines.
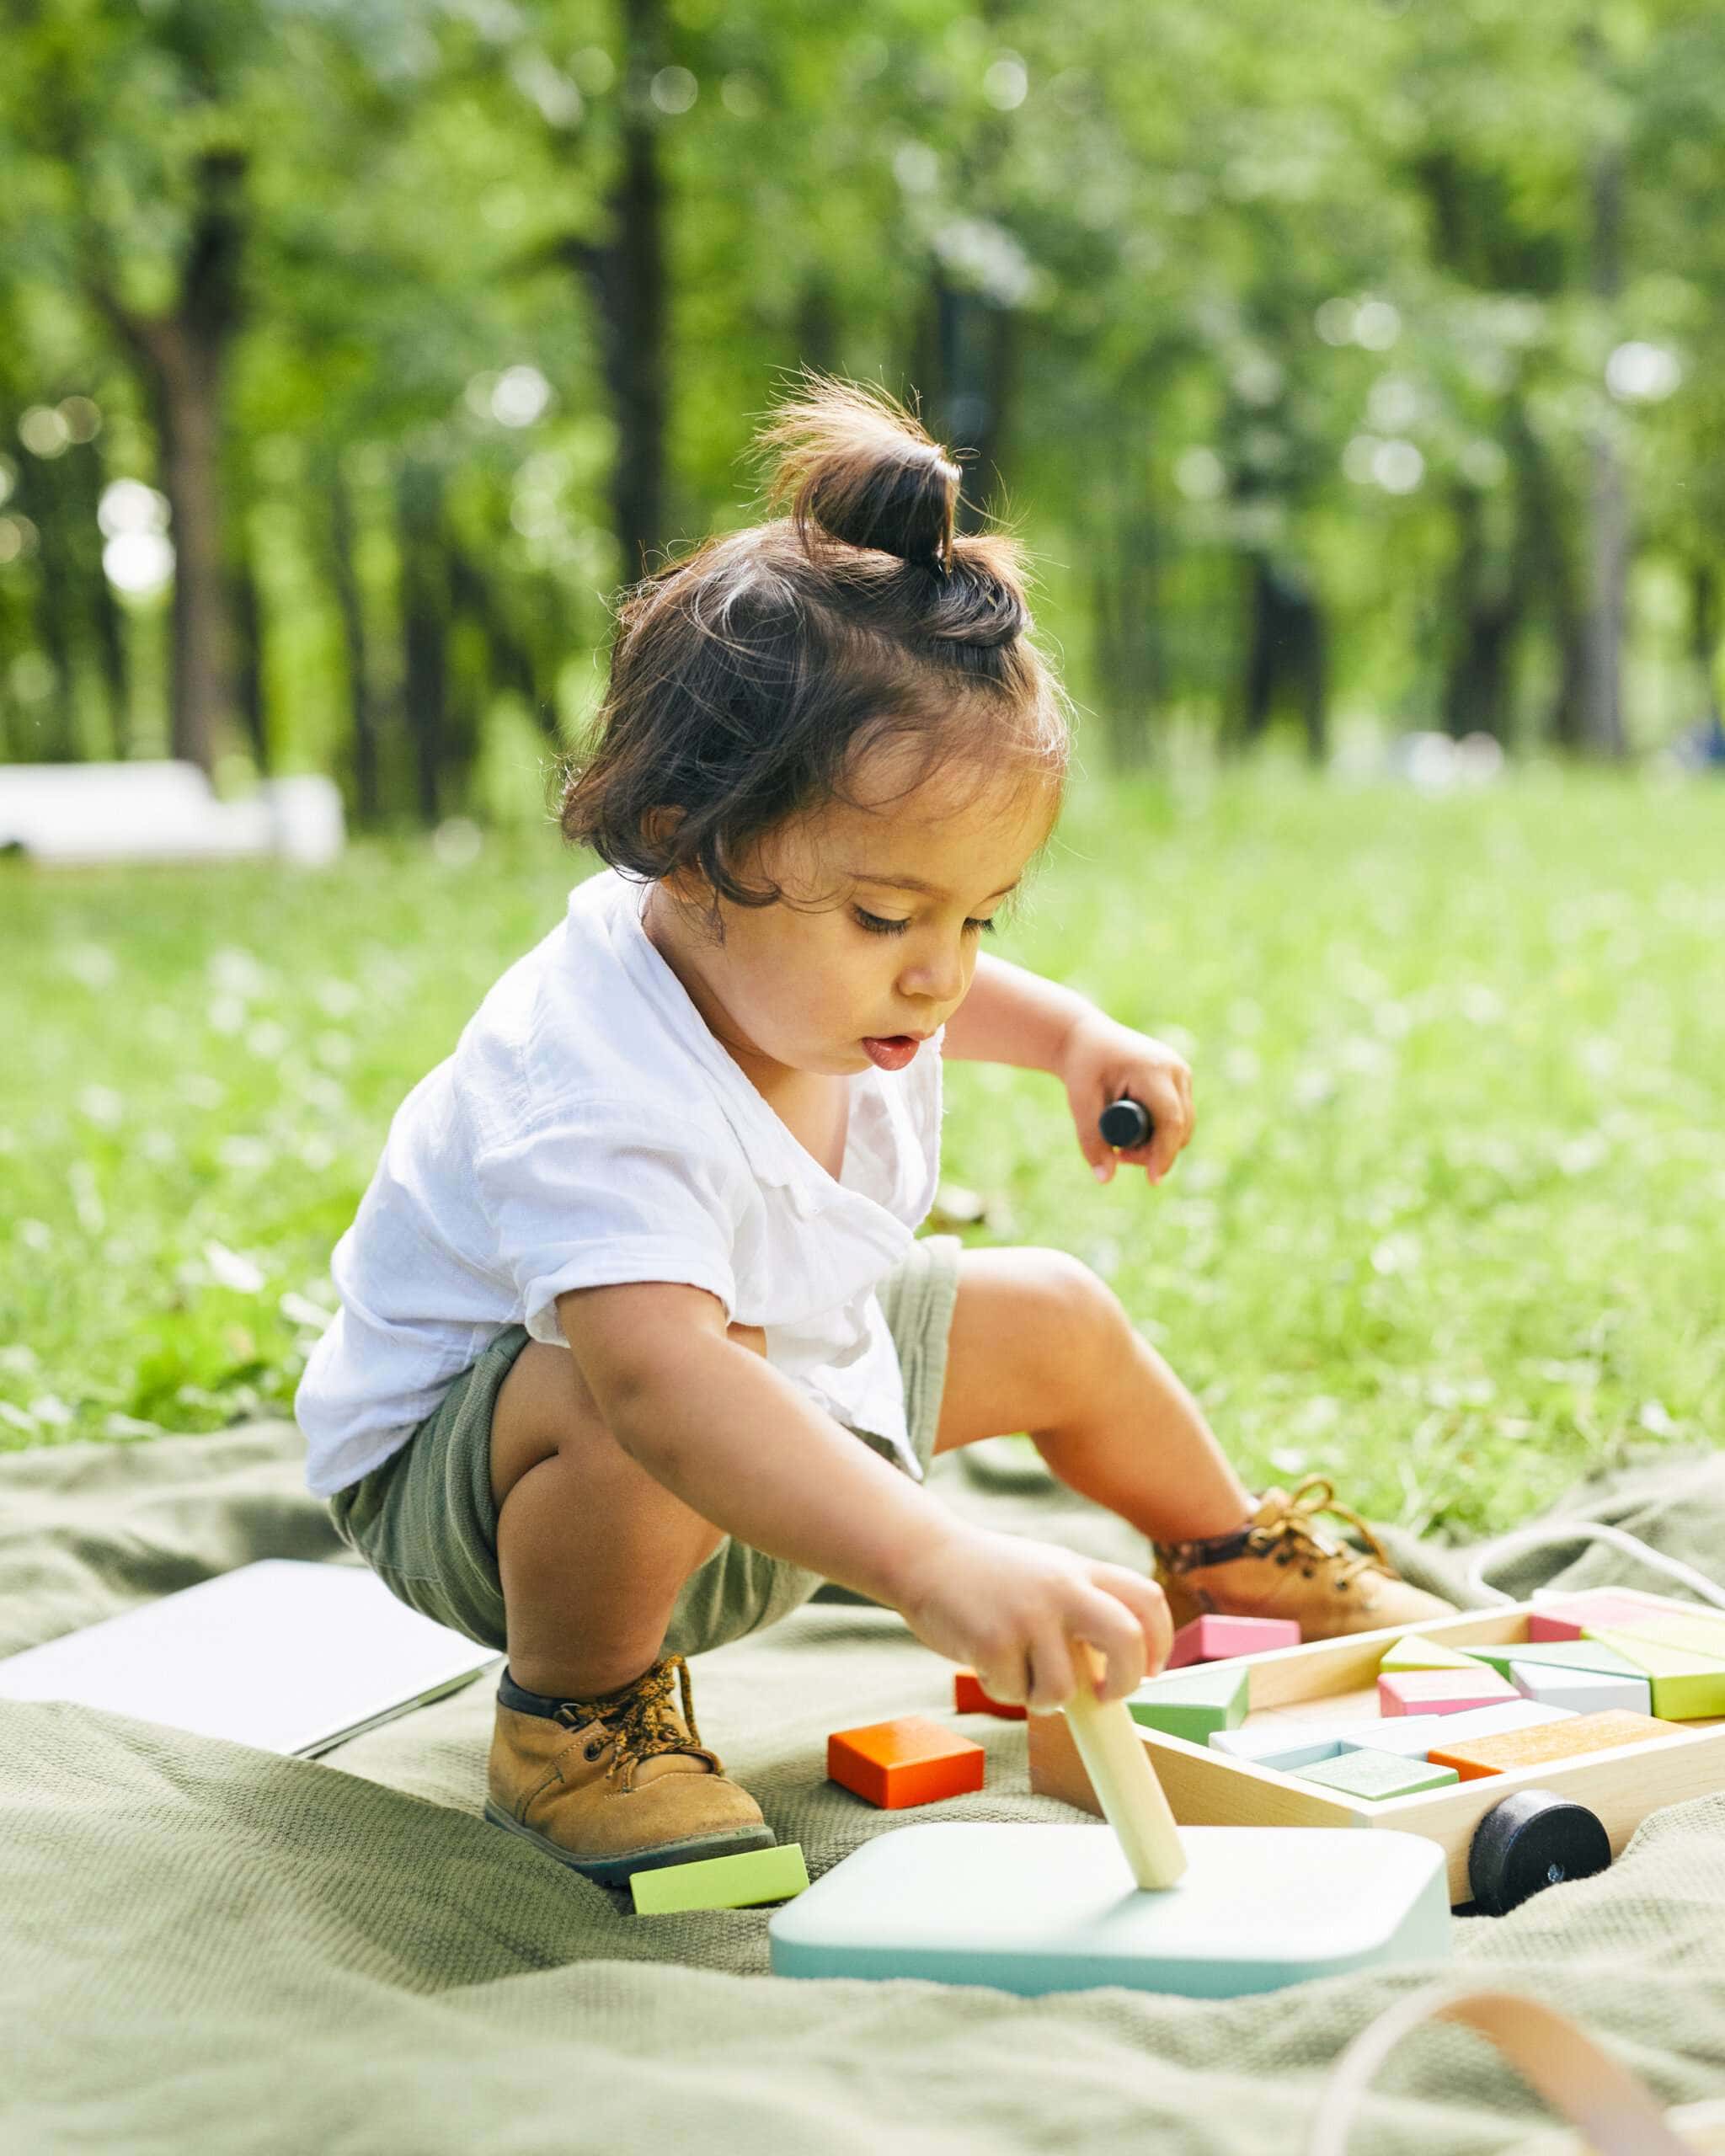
0, 1559, 503, 1756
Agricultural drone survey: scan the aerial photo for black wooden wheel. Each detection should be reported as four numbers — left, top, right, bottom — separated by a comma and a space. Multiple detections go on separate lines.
1468, 1788, 1611, 1916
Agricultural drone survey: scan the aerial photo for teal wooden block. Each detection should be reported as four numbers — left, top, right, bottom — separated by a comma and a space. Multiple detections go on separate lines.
1127, 1662, 1249, 1742
630, 1842, 809, 1915
767, 1822, 1450, 1998
1465, 1640, 1644, 1681
1210, 1726, 1349, 1771
1296, 1748, 1461, 1801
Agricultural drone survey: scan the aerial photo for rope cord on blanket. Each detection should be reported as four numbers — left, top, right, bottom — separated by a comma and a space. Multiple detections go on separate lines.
1462, 1523, 1725, 1614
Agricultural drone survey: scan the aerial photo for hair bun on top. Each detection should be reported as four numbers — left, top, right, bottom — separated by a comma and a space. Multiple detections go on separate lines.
756, 373, 1029, 645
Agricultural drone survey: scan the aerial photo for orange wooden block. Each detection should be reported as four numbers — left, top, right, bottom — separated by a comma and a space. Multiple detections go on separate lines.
953, 1668, 1028, 1721
827, 1716, 986, 1809
1429, 1709, 1674, 1783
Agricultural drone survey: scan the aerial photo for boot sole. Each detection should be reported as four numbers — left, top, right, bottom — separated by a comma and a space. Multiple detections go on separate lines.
482, 1798, 777, 1885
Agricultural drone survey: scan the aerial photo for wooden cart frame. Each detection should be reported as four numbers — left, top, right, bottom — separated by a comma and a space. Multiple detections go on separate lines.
1028, 1587, 1725, 1905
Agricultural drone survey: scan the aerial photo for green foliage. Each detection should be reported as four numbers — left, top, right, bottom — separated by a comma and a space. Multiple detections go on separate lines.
3, 1, 1724, 779
2, 771, 1719, 1534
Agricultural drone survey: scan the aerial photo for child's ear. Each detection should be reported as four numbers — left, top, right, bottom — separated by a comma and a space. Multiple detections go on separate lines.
644, 804, 711, 912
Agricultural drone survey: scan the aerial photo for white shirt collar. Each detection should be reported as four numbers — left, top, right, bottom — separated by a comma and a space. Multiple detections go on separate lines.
598, 871, 907, 1215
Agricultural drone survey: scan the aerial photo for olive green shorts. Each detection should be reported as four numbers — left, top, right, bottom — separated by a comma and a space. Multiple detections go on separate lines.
326, 1232, 963, 1662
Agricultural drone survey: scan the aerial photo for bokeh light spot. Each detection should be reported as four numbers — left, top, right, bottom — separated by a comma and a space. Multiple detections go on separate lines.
650, 66, 697, 115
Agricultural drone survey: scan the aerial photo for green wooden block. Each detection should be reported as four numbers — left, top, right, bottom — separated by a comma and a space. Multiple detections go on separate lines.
1609, 1614, 1725, 1662
630, 1842, 810, 1916
1127, 1661, 1249, 1742
1379, 1634, 1489, 1674
1589, 1630, 1725, 1720
1295, 1748, 1461, 1801
1465, 1640, 1644, 1681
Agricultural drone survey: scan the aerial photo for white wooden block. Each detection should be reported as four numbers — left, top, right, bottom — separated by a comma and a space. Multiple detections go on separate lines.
1510, 1662, 1653, 1717
1413, 1699, 1574, 1749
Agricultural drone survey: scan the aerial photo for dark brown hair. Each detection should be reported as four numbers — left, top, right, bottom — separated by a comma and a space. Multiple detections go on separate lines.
558, 375, 1070, 921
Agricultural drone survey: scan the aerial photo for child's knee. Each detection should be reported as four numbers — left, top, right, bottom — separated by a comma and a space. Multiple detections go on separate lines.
1024, 1247, 1130, 1358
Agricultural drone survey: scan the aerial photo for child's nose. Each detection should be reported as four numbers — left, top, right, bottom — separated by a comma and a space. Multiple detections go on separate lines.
900, 943, 967, 1003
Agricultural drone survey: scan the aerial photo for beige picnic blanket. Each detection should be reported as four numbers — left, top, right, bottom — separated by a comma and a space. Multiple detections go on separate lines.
3, 1425, 1724, 2153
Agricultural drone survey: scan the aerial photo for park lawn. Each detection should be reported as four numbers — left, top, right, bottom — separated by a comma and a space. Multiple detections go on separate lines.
1, 768, 1720, 1539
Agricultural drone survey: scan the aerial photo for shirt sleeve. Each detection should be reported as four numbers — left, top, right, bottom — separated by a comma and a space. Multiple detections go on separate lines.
473, 1102, 741, 1347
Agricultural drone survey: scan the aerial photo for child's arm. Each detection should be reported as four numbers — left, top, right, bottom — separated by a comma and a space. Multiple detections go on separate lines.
942, 952, 1194, 1185
938, 952, 1094, 1070
557, 1278, 1169, 1709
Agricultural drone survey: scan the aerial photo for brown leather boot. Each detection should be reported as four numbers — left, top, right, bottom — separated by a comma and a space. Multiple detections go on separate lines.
483, 1653, 775, 1884
1152, 1477, 1457, 1641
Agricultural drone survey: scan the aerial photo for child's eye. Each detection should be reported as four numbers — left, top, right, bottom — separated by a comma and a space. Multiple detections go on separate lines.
852, 909, 996, 938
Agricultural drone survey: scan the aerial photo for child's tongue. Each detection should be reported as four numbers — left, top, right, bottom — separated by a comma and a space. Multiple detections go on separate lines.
862, 1035, 918, 1072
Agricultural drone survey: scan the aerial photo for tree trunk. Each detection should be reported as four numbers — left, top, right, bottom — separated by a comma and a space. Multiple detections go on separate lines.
1439, 470, 1532, 742
1574, 136, 1628, 757
563, 0, 669, 582
397, 457, 449, 825
1235, 552, 1328, 760
115, 151, 248, 774
932, 270, 1017, 531
9, 437, 78, 759
794, 279, 841, 376
326, 457, 380, 823
229, 541, 268, 772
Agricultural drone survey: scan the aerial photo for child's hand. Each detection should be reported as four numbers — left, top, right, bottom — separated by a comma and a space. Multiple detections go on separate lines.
892, 1524, 1172, 1712
1059, 1013, 1194, 1187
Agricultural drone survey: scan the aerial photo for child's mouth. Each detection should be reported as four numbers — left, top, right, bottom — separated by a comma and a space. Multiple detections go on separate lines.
861, 1035, 920, 1071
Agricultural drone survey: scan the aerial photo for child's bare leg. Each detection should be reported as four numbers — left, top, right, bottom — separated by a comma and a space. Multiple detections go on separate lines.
489, 1328, 765, 1698
932, 1248, 1252, 1543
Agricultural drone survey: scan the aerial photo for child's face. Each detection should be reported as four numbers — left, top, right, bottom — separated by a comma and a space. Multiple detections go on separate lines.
647, 746, 1058, 1089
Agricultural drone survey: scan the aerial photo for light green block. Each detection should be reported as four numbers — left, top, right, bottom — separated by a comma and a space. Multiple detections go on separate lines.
1610, 1614, 1725, 1662
1378, 1634, 1489, 1674
630, 1842, 810, 1916
1295, 1748, 1460, 1801
1127, 1662, 1248, 1742
1465, 1640, 1644, 1681
1590, 1630, 1725, 1720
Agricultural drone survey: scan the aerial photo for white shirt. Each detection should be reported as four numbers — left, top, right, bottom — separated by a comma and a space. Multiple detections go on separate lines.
295, 867, 945, 1499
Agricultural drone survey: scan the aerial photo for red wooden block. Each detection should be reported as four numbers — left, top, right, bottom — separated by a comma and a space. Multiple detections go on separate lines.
1165, 1614, 1301, 1669
953, 1668, 1028, 1721
1527, 1590, 1668, 1642
827, 1716, 986, 1810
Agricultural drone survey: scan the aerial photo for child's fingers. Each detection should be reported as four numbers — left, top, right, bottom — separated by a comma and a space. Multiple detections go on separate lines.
1062, 1589, 1153, 1705
1094, 1566, 1174, 1676
1023, 1627, 1080, 1715
1118, 1086, 1194, 1183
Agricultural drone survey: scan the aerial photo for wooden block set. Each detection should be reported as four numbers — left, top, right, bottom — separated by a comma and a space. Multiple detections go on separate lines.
637, 1588, 1725, 1919
1028, 1585, 1725, 1907
1110, 1589, 1725, 1811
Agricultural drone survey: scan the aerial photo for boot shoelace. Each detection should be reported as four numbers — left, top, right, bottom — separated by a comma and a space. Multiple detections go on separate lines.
1246, 1475, 1393, 1588
555, 1654, 721, 1790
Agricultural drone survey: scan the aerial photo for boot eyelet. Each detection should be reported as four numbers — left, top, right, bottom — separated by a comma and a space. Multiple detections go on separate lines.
584, 1738, 606, 1761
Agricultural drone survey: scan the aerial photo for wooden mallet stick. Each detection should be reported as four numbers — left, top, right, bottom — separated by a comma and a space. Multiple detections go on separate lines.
1060, 1641, 1188, 1889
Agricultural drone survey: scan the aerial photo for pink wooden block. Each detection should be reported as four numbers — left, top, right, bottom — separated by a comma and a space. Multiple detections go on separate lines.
1376, 1668, 1520, 1717
1165, 1614, 1302, 1669
1527, 1591, 1668, 1642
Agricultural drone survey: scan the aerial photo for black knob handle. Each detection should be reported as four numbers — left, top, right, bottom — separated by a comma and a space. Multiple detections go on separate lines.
1097, 1097, 1151, 1151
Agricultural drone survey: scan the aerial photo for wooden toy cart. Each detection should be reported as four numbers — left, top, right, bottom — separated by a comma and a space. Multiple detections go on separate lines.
1029, 1588, 1725, 1911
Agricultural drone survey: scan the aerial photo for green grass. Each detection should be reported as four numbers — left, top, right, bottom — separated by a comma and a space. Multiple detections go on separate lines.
2, 768, 1721, 1536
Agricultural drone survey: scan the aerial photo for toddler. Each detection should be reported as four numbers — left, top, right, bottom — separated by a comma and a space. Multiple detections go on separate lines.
298, 378, 1450, 1883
